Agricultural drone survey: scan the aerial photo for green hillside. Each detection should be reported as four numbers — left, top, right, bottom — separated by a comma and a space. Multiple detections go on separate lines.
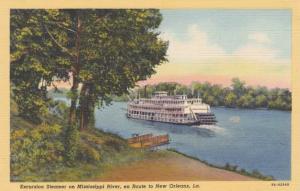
10, 99, 153, 181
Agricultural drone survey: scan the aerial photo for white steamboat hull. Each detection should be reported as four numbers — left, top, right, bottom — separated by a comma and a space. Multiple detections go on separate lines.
126, 112, 217, 125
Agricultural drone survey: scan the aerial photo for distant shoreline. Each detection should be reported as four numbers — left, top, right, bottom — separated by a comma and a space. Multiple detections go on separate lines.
51, 94, 291, 113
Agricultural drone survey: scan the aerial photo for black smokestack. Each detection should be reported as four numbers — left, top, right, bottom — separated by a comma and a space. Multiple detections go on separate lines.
144, 85, 147, 98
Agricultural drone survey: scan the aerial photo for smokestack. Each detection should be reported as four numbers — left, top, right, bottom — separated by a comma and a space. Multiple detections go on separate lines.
144, 85, 147, 98
191, 85, 194, 96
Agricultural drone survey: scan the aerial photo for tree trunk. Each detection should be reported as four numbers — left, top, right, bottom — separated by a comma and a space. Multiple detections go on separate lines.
80, 105, 89, 130
79, 83, 88, 130
68, 13, 81, 126
79, 83, 96, 130
68, 76, 79, 125
79, 103, 88, 131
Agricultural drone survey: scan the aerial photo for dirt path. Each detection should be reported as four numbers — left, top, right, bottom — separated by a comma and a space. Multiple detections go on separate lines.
97, 152, 256, 181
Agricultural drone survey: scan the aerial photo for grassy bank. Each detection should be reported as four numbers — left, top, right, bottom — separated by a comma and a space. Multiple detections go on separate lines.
10, 99, 152, 181
11, 118, 154, 181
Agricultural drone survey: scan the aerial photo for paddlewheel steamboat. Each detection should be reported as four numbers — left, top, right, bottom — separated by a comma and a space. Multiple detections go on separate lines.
127, 91, 217, 125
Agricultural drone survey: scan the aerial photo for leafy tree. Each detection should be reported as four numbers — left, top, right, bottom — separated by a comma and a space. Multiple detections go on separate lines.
135, 80, 291, 111
155, 82, 179, 95
142, 85, 156, 98
237, 93, 255, 108
11, 9, 168, 169
224, 92, 237, 107
231, 78, 246, 98
10, 10, 70, 123
73, 9, 168, 129
255, 86, 268, 97
11, 9, 168, 130
175, 84, 190, 96
255, 94, 268, 107
205, 95, 215, 105
210, 84, 223, 105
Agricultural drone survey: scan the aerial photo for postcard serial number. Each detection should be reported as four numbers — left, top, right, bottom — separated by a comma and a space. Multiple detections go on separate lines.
271, 182, 289, 187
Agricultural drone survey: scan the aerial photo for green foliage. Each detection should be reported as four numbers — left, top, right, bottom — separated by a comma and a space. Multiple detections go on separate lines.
10, 100, 151, 181
224, 92, 237, 107
71, 9, 168, 129
48, 99, 69, 118
104, 139, 126, 152
110, 94, 131, 102
64, 124, 79, 166
78, 142, 101, 163
11, 87, 49, 124
11, 123, 64, 179
11, 10, 169, 181
237, 93, 255, 108
255, 94, 268, 107
10, 10, 71, 123
156, 82, 180, 95
136, 78, 291, 110
11, 9, 168, 129
231, 78, 246, 97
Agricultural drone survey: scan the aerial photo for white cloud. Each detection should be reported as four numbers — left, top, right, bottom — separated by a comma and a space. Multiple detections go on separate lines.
232, 32, 287, 62
160, 24, 226, 63
160, 25, 287, 64
248, 32, 271, 44
232, 42, 278, 61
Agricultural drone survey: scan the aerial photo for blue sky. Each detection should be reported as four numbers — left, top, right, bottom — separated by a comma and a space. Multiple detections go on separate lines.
145, 9, 291, 88
159, 9, 291, 59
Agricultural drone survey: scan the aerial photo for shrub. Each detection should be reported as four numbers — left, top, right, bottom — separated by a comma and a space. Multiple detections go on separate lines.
104, 139, 125, 152
78, 143, 101, 163
11, 123, 64, 179
80, 132, 104, 145
64, 124, 79, 166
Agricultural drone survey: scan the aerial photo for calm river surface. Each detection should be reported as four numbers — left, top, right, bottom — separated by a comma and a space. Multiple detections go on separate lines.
94, 102, 291, 180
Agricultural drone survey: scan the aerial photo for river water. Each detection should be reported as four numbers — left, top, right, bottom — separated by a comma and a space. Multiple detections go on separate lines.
94, 102, 291, 180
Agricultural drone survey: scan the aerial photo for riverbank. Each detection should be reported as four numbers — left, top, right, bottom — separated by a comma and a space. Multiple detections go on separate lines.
11, 99, 274, 181
10, 112, 262, 181
96, 150, 257, 181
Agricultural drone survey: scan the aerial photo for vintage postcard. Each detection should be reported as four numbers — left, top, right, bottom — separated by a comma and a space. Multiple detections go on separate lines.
0, 0, 300, 191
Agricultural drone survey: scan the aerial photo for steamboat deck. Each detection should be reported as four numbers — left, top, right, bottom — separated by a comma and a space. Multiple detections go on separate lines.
127, 91, 216, 125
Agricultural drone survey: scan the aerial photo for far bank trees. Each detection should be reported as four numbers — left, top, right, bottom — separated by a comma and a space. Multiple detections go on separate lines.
137, 79, 291, 110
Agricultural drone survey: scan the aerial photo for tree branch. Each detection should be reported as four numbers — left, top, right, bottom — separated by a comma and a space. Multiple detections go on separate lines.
43, 24, 74, 57
47, 21, 76, 33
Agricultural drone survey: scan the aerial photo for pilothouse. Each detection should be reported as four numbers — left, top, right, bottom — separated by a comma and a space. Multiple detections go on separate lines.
127, 91, 217, 125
